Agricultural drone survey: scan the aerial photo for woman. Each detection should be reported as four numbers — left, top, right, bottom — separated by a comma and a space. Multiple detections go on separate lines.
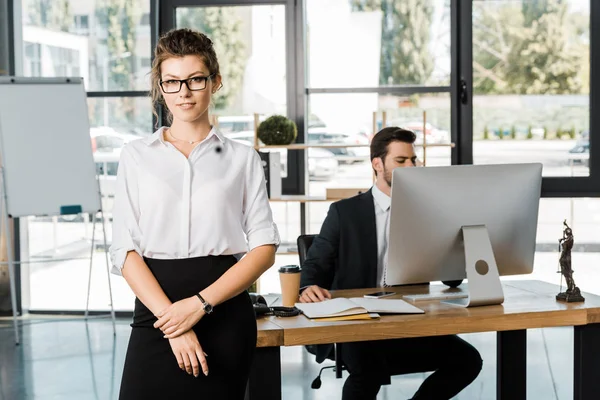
110, 28, 279, 399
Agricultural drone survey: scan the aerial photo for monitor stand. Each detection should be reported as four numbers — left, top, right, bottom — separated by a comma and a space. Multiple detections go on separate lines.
443, 225, 505, 307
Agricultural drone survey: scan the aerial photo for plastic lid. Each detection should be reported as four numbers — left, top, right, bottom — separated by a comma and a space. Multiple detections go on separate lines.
278, 265, 301, 273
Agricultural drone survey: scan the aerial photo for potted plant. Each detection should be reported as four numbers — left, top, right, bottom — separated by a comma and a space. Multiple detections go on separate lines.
257, 115, 298, 145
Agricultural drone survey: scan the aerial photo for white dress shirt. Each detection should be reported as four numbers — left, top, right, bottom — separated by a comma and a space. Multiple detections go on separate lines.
372, 184, 391, 287
109, 126, 280, 275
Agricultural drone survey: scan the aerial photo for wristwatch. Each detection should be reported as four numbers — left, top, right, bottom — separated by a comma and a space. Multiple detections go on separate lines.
195, 293, 213, 314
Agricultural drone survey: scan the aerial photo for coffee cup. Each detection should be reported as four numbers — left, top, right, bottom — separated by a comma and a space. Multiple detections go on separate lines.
278, 265, 302, 307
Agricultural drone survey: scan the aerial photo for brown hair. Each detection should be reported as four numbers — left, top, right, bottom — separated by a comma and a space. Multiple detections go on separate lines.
150, 28, 220, 125
370, 127, 416, 176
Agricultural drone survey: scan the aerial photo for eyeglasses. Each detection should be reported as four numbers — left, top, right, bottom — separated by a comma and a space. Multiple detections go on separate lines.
160, 74, 215, 93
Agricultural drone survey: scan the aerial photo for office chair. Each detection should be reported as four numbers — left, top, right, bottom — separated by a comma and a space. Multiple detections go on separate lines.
297, 234, 346, 388
297, 234, 461, 392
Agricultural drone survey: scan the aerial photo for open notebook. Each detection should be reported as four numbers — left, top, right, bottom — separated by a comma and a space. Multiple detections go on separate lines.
295, 297, 424, 320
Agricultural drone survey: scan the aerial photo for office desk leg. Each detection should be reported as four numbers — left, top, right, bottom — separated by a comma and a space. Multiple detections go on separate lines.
246, 346, 281, 400
574, 323, 600, 400
497, 330, 526, 400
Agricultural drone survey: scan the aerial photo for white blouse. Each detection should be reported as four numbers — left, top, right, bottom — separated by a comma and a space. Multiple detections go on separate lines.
109, 126, 280, 275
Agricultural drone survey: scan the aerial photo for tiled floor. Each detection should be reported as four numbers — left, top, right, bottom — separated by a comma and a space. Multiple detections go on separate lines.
0, 316, 575, 400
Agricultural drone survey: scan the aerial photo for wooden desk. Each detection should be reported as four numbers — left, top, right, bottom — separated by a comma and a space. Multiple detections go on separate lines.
247, 280, 600, 400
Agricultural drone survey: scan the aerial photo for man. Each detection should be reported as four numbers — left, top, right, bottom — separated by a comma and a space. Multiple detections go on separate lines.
299, 127, 482, 400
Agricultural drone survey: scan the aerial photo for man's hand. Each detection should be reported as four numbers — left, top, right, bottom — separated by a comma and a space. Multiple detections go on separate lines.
168, 330, 208, 377
299, 285, 332, 303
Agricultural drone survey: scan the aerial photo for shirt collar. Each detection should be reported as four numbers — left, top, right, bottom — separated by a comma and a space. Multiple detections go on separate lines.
143, 126, 225, 146
371, 184, 391, 212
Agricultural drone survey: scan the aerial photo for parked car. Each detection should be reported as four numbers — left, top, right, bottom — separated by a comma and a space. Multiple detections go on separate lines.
399, 121, 450, 144
576, 130, 589, 145
226, 130, 339, 180
568, 131, 589, 166
90, 127, 139, 153
216, 115, 266, 134
93, 150, 121, 212
307, 147, 340, 180
307, 128, 370, 164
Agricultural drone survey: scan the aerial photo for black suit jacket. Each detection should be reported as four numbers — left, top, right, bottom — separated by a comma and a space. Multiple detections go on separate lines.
301, 189, 379, 292
301, 190, 390, 378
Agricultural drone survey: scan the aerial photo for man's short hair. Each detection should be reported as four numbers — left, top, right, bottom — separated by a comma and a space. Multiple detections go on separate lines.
370, 127, 417, 163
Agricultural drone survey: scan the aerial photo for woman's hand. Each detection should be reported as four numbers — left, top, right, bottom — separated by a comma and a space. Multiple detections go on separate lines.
154, 296, 205, 339
169, 330, 208, 377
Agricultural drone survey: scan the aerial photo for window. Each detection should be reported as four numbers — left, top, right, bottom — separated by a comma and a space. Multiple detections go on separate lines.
22, 0, 151, 91
73, 15, 89, 34
472, 0, 590, 177
307, 0, 450, 88
176, 5, 288, 117
48, 46, 80, 77
19, 0, 151, 312
306, 0, 452, 198
23, 42, 41, 76
95, 162, 104, 175
106, 162, 119, 176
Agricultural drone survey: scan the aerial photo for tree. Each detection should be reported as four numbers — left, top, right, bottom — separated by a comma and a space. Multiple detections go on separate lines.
102, 0, 139, 90
483, 125, 489, 140
504, 1, 582, 95
96, 0, 141, 126
569, 126, 576, 139
351, 0, 434, 85
527, 125, 533, 139
27, 0, 72, 32
473, 0, 585, 95
472, 3, 521, 93
510, 125, 517, 139
522, 0, 567, 27
177, 8, 246, 109
556, 127, 563, 139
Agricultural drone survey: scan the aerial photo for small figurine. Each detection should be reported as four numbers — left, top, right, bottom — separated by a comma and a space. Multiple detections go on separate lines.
556, 220, 585, 302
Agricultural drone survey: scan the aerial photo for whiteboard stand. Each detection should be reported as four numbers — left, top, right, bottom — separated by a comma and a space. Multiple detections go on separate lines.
0, 173, 116, 346
0, 77, 117, 345
84, 210, 116, 336
1, 169, 20, 345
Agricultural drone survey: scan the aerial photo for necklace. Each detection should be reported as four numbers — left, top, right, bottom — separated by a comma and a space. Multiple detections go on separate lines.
168, 129, 202, 145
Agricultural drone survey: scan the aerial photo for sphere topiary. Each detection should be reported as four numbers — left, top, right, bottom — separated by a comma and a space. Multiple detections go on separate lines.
257, 115, 297, 145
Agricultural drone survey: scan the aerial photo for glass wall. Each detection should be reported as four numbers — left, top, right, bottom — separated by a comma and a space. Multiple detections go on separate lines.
19, 0, 151, 311
305, 0, 452, 195
472, 0, 590, 177
12, 0, 600, 309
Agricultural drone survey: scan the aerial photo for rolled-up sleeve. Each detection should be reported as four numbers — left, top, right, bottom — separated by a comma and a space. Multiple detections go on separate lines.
242, 150, 280, 251
109, 146, 143, 275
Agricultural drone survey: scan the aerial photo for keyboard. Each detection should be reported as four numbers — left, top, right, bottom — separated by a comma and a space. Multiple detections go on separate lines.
403, 292, 468, 302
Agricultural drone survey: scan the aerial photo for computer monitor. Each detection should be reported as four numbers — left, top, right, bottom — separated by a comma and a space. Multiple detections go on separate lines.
384, 163, 542, 307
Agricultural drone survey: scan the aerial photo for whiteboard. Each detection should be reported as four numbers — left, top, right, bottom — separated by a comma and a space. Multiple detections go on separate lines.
0, 77, 101, 217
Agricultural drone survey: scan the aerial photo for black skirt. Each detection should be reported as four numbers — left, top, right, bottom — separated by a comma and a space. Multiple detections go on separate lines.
119, 255, 257, 400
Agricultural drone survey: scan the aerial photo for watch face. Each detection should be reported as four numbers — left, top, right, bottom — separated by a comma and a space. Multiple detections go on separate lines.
204, 304, 213, 314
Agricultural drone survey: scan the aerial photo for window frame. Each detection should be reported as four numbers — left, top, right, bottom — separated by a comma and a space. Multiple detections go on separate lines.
455, 0, 600, 197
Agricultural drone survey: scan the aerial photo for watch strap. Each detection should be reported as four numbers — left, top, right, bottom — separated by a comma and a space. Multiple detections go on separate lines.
195, 293, 212, 314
